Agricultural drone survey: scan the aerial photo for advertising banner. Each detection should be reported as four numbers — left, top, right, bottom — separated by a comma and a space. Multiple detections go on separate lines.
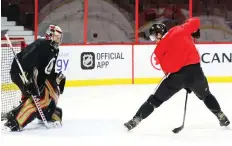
196, 44, 232, 76
134, 44, 232, 83
54, 44, 231, 86
57, 45, 132, 81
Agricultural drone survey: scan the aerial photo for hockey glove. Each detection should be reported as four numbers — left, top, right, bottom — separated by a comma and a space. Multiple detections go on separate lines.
184, 88, 192, 94
191, 29, 200, 39
56, 72, 65, 85
56, 72, 66, 94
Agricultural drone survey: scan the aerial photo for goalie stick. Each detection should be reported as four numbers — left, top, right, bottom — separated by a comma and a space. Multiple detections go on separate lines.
4, 34, 50, 129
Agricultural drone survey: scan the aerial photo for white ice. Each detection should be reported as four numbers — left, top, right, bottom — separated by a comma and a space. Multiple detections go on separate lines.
1, 83, 232, 146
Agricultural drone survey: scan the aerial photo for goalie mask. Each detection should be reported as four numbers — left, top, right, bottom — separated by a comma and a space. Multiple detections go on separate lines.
45, 25, 63, 49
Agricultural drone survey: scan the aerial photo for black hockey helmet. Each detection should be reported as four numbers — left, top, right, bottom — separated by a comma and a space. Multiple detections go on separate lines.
149, 23, 167, 36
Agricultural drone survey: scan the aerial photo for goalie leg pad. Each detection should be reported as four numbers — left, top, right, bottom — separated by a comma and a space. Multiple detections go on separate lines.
38, 100, 56, 121
37, 101, 62, 123
4, 102, 24, 131
38, 107, 62, 128
52, 107, 62, 122
15, 98, 38, 128
15, 89, 51, 128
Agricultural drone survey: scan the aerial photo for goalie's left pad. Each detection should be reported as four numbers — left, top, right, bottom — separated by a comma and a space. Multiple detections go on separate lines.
37, 105, 63, 128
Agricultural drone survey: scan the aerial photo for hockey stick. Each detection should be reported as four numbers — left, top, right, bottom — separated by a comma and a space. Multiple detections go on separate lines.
4, 34, 50, 129
172, 91, 189, 134
152, 73, 170, 94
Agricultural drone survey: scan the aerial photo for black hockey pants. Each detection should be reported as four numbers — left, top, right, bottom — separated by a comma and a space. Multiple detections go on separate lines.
135, 63, 221, 119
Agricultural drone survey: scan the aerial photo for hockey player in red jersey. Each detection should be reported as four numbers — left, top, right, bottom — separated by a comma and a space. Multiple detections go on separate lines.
124, 17, 230, 131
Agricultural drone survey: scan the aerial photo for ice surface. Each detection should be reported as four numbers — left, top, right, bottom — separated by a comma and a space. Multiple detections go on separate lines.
1, 83, 232, 146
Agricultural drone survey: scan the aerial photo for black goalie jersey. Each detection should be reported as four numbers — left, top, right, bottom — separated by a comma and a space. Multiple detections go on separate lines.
10, 38, 59, 89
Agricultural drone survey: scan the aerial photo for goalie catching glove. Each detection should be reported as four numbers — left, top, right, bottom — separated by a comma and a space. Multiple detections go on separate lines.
54, 71, 66, 94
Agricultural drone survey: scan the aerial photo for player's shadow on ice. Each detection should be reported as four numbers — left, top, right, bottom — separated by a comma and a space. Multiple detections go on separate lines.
17, 119, 126, 137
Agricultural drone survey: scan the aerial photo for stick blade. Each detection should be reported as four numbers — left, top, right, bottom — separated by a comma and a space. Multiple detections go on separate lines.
172, 126, 183, 134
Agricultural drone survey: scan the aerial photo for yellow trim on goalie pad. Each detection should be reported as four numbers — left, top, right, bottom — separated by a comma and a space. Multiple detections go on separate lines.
45, 80, 59, 104
2, 76, 232, 90
52, 113, 61, 122
16, 89, 51, 126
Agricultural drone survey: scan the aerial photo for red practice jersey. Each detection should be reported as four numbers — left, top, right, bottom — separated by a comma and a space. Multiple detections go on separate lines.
154, 17, 201, 73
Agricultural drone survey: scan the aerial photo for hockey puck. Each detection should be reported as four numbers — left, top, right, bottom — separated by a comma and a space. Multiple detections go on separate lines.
93, 33, 98, 38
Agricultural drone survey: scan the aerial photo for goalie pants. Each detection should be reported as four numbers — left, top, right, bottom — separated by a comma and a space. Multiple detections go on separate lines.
134, 63, 221, 119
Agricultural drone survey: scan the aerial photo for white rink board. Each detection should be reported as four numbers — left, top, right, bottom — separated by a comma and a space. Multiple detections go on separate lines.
56, 45, 132, 80
134, 44, 232, 78
134, 45, 163, 78
196, 44, 232, 76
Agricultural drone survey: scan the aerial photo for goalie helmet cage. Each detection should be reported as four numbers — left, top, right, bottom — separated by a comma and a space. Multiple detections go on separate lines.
1, 37, 26, 120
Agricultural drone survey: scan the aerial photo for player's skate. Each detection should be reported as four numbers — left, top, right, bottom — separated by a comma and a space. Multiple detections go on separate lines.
215, 111, 230, 126
124, 116, 141, 131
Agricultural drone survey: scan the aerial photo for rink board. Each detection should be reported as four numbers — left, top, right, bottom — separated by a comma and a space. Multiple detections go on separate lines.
59, 44, 232, 87
1, 44, 232, 90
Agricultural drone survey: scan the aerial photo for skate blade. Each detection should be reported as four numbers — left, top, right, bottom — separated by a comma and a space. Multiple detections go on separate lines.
124, 126, 129, 131
124, 123, 132, 132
